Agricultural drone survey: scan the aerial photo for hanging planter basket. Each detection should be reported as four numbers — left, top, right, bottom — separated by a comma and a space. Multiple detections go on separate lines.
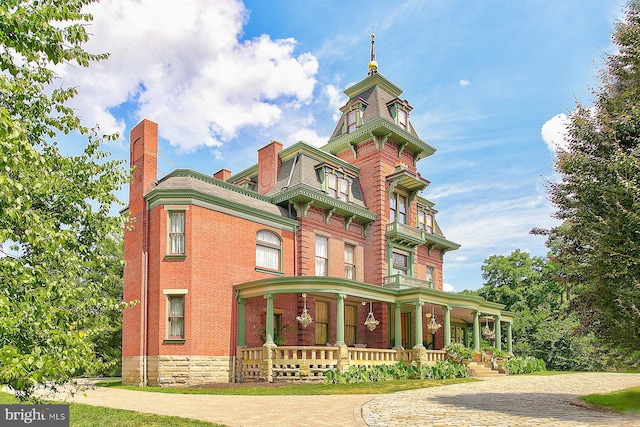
364, 301, 379, 331
482, 325, 495, 340
427, 317, 441, 333
296, 294, 313, 328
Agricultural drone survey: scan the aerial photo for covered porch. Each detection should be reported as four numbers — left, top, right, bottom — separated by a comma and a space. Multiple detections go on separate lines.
234, 276, 515, 382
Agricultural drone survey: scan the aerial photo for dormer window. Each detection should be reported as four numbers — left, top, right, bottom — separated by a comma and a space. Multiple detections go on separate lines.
340, 98, 367, 134
397, 109, 407, 130
347, 110, 357, 133
327, 172, 350, 202
387, 98, 413, 132
317, 163, 353, 203
418, 208, 433, 233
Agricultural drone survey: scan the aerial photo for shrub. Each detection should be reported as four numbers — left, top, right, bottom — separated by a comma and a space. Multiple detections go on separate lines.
505, 356, 546, 374
323, 359, 467, 384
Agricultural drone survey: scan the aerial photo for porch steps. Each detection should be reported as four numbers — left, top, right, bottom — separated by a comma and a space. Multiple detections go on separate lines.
465, 361, 504, 378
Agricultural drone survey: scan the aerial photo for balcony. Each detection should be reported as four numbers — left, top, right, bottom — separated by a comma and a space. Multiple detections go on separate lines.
385, 222, 426, 246
383, 274, 434, 290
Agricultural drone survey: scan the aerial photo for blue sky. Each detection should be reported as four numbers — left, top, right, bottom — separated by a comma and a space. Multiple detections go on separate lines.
57, 0, 626, 291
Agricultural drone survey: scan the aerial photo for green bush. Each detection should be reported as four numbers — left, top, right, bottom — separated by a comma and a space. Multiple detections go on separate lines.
505, 356, 546, 374
323, 360, 467, 384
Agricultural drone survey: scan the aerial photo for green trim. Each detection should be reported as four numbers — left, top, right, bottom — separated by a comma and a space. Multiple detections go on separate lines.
343, 73, 403, 99
233, 276, 514, 322
164, 254, 187, 260
270, 183, 376, 223
145, 187, 299, 232
228, 141, 361, 184
322, 117, 436, 161
254, 267, 284, 276
163, 339, 186, 344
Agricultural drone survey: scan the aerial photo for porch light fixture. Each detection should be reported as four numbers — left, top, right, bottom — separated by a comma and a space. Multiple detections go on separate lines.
426, 306, 441, 333
364, 301, 380, 331
296, 293, 313, 328
482, 317, 495, 340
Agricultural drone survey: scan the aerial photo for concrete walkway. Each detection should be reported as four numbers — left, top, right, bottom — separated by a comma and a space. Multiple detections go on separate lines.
59, 373, 639, 427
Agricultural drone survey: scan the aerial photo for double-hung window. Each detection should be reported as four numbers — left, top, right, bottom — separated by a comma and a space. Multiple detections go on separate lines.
347, 110, 357, 133
397, 109, 407, 130
315, 235, 329, 276
344, 244, 356, 280
326, 172, 350, 202
164, 289, 188, 341
390, 194, 407, 224
315, 301, 329, 345
256, 230, 281, 272
168, 212, 186, 255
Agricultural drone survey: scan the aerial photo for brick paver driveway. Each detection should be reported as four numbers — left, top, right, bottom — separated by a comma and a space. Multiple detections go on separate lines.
362, 372, 640, 427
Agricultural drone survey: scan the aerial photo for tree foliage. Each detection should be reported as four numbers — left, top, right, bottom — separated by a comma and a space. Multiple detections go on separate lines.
477, 250, 606, 371
546, 0, 640, 349
0, 0, 128, 400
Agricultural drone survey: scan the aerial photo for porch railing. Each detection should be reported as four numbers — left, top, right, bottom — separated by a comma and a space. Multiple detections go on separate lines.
236, 346, 447, 382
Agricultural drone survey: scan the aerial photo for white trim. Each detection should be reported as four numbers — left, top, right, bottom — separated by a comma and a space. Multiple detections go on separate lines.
163, 289, 189, 295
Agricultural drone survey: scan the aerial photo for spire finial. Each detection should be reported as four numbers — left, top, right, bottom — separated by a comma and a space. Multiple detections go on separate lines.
368, 33, 378, 76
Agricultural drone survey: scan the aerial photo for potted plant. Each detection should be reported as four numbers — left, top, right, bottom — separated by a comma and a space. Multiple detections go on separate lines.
444, 343, 474, 364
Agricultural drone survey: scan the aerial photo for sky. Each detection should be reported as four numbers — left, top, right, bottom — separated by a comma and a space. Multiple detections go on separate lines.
55, 0, 626, 291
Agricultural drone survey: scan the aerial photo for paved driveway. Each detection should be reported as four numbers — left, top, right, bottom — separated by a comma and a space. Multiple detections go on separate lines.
62, 373, 639, 426
362, 373, 640, 427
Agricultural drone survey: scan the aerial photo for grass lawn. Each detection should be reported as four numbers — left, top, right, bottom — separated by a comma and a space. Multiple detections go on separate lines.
579, 386, 640, 415
106, 377, 478, 396
0, 392, 223, 427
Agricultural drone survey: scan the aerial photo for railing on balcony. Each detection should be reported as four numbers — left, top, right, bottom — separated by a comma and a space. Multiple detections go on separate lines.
383, 273, 434, 289
236, 346, 447, 382
385, 222, 426, 246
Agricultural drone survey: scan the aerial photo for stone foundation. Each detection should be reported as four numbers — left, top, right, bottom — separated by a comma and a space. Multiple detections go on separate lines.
150, 355, 233, 386
122, 356, 144, 386
122, 355, 234, 386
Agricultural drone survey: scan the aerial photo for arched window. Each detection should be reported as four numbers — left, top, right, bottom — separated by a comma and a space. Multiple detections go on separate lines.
256, 230, 281, 271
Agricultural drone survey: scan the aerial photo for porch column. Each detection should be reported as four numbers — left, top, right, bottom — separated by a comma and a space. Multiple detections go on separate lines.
394, 303, 402, 349
443, 305, 451, 346
494, 315, 502, 350
237, 297, 246, 347
506, 321, 513, 354
472, 310, 481, 351
414, 301, 424, 348
264, 294, 275, 345
335, 293, 346, 346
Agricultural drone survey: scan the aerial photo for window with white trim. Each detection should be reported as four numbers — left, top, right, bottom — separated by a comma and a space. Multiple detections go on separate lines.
256, 230, 281, 271
344, 244, 356, 280
168, 212, 185, 255
315, 235, 329, 276
426, 266, 434, 284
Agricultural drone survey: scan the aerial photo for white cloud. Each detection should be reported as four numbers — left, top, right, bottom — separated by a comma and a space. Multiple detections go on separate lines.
541, 113, 570, 153
55, 0, 318, 152
443, 282, 456, 293
324, 84, 346, 122
459, 79, 471, 87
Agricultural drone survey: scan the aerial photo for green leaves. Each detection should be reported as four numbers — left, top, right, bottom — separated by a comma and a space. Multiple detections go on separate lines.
548, 1, 640, 350
0, 0, 128, 401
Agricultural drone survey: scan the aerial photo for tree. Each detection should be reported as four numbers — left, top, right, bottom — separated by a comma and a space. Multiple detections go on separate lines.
547, 1, 640, 350
477, 250, 606, 371
0, 0, 128, 400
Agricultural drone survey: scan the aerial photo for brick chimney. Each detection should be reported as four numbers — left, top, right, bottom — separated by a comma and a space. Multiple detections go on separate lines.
123, 119, 157, 376
257, 140, 282, 194
213, 168, 232, 181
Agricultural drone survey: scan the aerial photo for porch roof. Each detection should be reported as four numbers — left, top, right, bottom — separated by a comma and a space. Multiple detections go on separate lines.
233, 276, 515, 323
